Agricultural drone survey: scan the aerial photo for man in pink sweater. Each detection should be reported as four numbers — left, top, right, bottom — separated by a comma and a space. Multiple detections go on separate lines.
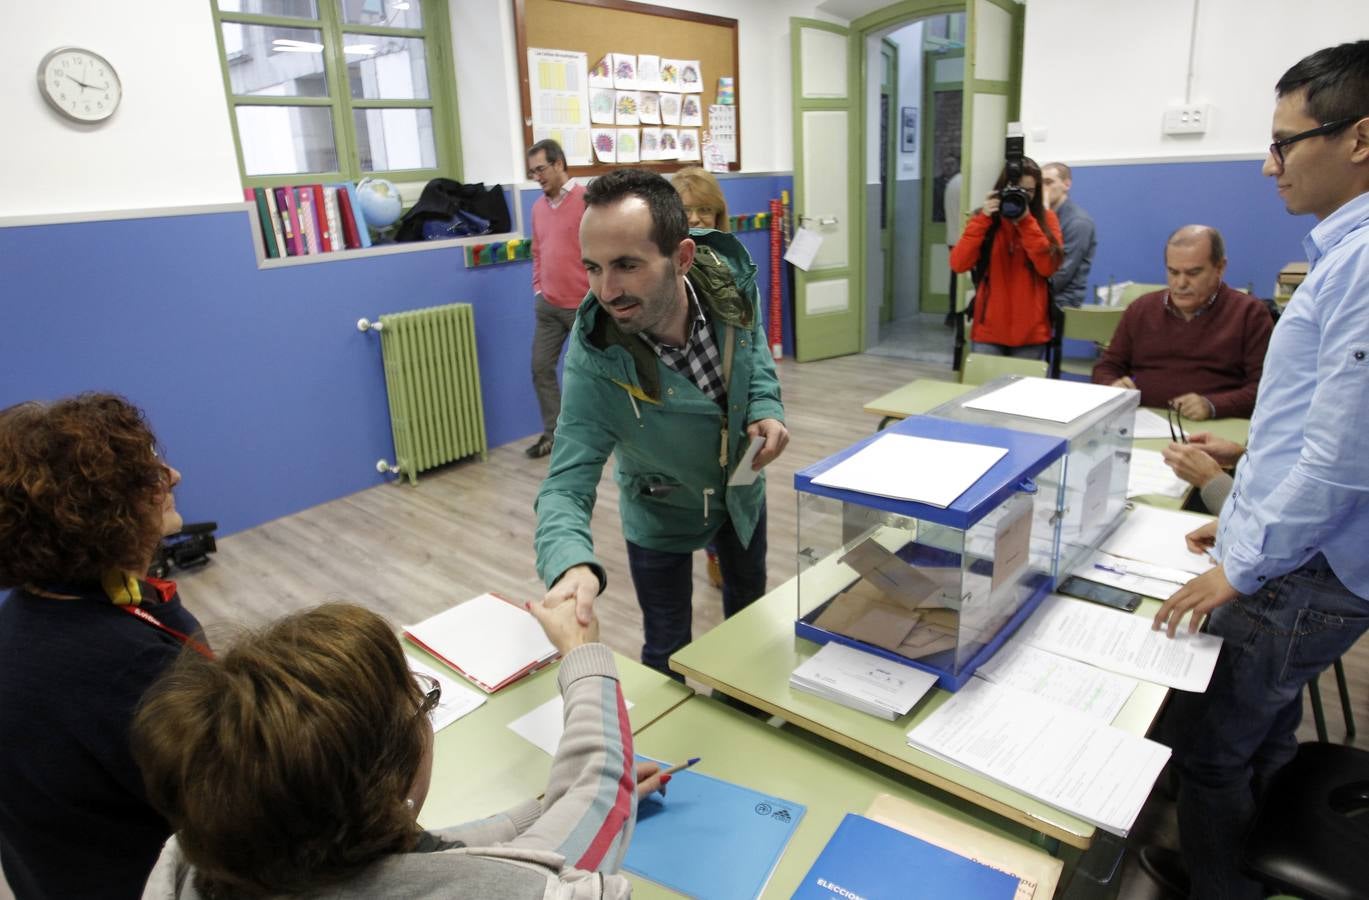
1092, 226, 1273, 420
526, 140, 591, 458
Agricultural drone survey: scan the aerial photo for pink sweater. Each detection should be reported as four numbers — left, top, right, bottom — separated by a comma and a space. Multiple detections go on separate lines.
532, 183, 590, 309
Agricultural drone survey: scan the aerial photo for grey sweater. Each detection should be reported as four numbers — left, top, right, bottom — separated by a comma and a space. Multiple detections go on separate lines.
141, 643, 635, 900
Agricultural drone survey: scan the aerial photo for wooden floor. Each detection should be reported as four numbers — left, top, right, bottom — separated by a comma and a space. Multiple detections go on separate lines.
168, 350, 1367, 900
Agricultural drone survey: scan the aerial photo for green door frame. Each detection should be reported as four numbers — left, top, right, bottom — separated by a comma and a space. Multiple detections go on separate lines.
920, 44, 963, 315
880, 38, 898, 325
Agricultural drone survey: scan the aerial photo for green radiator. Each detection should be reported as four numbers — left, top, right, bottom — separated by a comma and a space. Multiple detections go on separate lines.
377, 303, 488, 484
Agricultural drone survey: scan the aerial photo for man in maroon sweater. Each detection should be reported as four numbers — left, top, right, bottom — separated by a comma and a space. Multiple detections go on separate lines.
1092, 226, 1273, 419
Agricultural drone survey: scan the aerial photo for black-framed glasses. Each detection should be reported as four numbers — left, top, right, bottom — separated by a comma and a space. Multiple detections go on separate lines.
412, 672, 441, 718
1167, 404, 1189, 444
1269, 116, 1363, 166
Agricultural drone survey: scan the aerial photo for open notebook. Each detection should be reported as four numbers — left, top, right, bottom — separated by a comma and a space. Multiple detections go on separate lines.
403, 592, 557, 693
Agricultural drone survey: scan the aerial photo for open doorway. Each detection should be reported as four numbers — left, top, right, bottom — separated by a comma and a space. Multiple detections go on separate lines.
864, 12, 965, 370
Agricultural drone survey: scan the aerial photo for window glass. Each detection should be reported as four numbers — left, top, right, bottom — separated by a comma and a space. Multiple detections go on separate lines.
346, 36, 429, 100
354, 107, 435, 171
237, 105, 339, 174
340, 0, 423, 29
217, 0, 318, 18
223, 24, 330, 98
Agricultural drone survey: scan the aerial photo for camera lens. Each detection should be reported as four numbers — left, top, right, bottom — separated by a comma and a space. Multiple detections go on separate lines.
999, 185, 1029, 219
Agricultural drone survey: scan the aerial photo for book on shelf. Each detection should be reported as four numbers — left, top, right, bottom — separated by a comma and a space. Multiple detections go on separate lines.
335, 185, 362, 249
338, 181, 373, 248
246, 182, 375, 258
296, 188, 318, 255
245, 188, 280, 258
403, 592, 558, 693
319, 185, 342, 252
260, 188, 287, 259
273, 187, 302, 256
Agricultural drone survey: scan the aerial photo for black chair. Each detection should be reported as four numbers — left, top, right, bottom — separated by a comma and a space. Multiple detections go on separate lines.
1307, 659, 1356, 743
1243, 742, 1369, 900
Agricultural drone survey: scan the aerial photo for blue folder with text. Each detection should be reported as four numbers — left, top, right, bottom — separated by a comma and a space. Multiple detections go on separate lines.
793, 813, 1019, 899
624, 760, 805, 899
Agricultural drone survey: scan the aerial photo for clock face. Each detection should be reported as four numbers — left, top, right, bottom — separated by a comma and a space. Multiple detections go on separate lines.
38, 48, 122, 123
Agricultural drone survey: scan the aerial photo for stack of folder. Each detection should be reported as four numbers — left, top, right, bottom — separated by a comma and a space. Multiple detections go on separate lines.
404, 592, 558, 693
789, 641, 937, 720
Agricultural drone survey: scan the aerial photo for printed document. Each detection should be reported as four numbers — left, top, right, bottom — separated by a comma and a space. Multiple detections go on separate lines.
1127, 449, 1189, 499
789, 641, 938, 720
906, 678, 1170, 836
1014, 594, 1223, 692
961, 378, 1127, 424
974, 641, 1136, 722
811, 433, 1007, 508
1098, 505, 1215, 575
406, 655, 486, 732
1131, 407, 1174, 439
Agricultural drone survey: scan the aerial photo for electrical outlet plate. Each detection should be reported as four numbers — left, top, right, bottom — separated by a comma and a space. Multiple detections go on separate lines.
1164, 104, 1211, 135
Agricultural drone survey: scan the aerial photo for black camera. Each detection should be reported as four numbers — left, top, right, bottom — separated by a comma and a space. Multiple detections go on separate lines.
148, 521, 218, 579
998, 132, 1029, 220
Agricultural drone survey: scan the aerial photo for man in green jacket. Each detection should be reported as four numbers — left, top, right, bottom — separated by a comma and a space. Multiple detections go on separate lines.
534, 169, 788, 677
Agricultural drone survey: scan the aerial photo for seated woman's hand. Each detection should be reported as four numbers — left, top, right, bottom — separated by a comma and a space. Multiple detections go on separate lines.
634, 760, 668, 799
527, 595, 599, 655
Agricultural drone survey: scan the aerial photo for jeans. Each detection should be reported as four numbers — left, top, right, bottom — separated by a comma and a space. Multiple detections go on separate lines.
970, 341, 1049, 359
531, 294, 578, 438
1168, 554, 1369, 899
625, 503, 768, 678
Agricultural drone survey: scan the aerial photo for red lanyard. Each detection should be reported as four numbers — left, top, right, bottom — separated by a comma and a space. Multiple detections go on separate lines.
118, 604, 214, 659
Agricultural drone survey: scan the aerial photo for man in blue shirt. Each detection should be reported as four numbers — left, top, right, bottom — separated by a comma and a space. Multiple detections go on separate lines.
1153, 40, 1369, 900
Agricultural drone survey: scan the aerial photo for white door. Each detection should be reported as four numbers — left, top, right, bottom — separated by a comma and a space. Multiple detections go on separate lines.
791, 18, 860, 362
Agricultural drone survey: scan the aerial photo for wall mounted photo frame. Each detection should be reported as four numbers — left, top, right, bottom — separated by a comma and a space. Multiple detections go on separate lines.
901, 106, 917, 153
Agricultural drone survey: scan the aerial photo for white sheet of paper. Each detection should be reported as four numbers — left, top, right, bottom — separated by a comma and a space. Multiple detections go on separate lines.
508, 695, 634, 756
727, 435, 765, 487
961, 378, 1127, 424
790, 641, 938, 718
404, 593, 557, 693
974, 641, 1136, 723
906, 678, 1170, 836
406, 656, 486, 732
1014, 594, 1224, 692
1131, 408, 1173, 439
811, 433, 1008, 509
1126, 449, 1189, 499
783, 227, 823, 271
1098, 505, 1215, 575
1070, 549, 1188, 600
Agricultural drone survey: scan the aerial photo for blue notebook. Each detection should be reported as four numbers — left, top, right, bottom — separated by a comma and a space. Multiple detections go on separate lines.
624, 761, 805, 899
793, 813, 1019, 899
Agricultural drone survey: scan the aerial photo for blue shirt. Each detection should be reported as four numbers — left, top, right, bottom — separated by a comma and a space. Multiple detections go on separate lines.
1215, 190, 1369, 599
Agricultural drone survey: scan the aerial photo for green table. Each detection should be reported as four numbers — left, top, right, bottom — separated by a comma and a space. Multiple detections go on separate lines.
627, 695, 1059, 898
669, 569, 1169, 850
414, 647, 691, 829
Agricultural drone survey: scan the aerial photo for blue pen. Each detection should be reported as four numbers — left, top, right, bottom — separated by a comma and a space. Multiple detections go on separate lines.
1094, 563, 1129, 576
661, 756, 701, 777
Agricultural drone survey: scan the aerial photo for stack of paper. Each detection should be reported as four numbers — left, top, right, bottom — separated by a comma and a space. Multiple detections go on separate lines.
961, 378, 1126, 424
789, 642, 938, 720
1127, 448, 1189, 499
810, 433, 1008, 508
404, 592, 558, 693
974, 640, 1137, 723
1097, 505, 1215, 575
907, 678, 1170, 836
1131, 407, 1174, 439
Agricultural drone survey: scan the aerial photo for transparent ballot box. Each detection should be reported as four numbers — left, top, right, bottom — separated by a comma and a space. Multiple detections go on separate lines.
929, 375, 1138, 578
793, 416, 1067, 691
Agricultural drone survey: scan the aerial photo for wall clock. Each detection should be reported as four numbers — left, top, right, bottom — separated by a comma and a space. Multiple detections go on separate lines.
38, 47, 122, 123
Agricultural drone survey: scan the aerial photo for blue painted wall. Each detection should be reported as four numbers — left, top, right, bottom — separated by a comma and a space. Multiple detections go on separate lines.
1070, 158, 1311, 299
1, 174, 793, 537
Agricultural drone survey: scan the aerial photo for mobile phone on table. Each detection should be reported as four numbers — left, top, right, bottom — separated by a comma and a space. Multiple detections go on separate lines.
1056, 575, 1143, 613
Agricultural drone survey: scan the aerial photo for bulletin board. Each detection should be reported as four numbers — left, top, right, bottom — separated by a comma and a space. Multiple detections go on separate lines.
514, 0, 741, 175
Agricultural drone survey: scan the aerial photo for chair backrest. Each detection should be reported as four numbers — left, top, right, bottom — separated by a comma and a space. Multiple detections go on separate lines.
1062, 306, 1126, 346
1119, 282, 1166, 306
960, 353, 1049, 385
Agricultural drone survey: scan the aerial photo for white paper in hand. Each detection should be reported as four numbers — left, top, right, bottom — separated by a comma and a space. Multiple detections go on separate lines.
727, 435, 765, 487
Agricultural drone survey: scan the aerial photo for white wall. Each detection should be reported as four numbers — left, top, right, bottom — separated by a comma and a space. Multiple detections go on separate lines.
1, 0, 242, 217
1020, 0, 1369, 164
890, 21, 924, 180
7, 1, 845, 219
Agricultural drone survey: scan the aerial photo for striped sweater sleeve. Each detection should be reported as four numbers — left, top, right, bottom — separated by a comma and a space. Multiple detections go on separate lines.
500, 642, 637, 872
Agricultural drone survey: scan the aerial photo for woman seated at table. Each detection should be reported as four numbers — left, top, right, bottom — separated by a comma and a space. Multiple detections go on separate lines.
0, 393, 204, 899
134, 599, 652, 899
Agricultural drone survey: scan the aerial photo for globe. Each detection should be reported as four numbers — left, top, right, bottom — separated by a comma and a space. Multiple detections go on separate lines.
356, 177, 403, 229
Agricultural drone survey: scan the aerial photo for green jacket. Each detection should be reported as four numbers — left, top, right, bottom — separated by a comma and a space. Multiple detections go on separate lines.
534, 229, 785, 589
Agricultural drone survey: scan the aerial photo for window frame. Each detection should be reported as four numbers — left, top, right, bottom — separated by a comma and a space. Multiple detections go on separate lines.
210, 0, 462, 191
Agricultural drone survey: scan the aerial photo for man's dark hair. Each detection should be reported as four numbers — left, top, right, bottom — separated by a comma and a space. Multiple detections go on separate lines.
584, 168, 688, 257
1166, 225, 1226, 267
527, 139, 566, 168
1276, 40, 1369, 123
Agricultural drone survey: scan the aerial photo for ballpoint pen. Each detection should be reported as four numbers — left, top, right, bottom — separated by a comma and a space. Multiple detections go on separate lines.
660, 756, 701, 777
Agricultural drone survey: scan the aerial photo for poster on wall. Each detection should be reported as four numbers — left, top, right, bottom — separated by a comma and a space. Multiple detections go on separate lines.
527, 48, 592, 166
612, 53, 638, 89
592, 128, 618, 163
901, 107, 918, 153
589, 88, 616, 125
708, 105, 736, 164
637, 54, 662, 92
677, 128, 701, 161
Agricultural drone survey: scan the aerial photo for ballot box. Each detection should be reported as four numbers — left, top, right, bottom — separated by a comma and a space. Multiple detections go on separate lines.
929, 376, 1138, 579
793, 415, 1067, 691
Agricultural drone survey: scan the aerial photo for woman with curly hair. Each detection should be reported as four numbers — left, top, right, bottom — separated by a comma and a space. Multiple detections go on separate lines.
0, 393, 204, 899
135, 600, 644, 899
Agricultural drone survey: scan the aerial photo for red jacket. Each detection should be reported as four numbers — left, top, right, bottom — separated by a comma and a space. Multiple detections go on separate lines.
950, 210, 1062, 347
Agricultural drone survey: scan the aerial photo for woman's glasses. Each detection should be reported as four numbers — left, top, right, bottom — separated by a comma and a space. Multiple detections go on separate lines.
412, 672, 442, 718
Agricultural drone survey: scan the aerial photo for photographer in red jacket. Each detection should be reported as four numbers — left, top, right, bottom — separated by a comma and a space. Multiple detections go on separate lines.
951, 156, 1063, 359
